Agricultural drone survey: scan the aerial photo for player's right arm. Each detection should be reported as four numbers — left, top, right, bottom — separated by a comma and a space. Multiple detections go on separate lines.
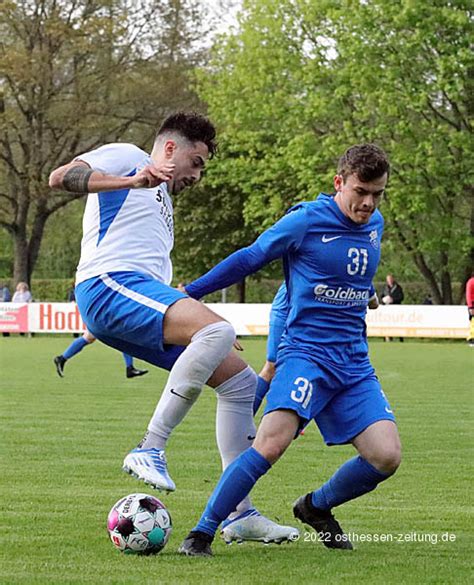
49, 145, 174, 193
49, 161, 173, 193
185, 206, 309, 300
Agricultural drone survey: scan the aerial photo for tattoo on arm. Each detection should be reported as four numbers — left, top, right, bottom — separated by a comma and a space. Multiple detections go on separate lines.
63, 166, 94, 192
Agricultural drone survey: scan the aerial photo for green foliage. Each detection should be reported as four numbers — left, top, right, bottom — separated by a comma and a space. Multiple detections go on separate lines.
198, 0, 473, 303
29, 278, 73, 301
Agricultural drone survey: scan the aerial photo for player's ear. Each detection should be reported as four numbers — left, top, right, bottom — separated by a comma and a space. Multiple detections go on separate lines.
334, 174, 343, 192
164, 140, 176, 159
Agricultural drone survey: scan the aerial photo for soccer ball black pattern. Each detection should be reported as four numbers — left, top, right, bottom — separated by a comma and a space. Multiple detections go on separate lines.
107, 493, 172, 554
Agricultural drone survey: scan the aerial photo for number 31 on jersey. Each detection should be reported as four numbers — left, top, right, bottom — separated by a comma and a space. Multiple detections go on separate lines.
291, 377, 313, 408
347, 247, 368, 276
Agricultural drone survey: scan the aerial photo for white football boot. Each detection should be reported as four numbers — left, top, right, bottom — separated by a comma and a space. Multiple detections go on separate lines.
122, 448, 176, 492
221, 508, 299, 544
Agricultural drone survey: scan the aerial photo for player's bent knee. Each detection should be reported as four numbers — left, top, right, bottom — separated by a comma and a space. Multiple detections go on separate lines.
216, 321, 236, 348
253, 428, 293, 464
254, 439, 287, 465
369, 443, 402, 475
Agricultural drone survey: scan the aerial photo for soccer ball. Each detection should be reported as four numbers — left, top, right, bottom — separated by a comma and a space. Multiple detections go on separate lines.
107, 493, 172, 554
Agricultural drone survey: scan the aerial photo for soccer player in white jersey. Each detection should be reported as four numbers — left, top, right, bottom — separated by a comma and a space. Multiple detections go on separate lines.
48, 112, 297, 545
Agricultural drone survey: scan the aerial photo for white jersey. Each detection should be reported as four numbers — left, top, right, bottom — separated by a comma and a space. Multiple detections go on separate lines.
75, 143, 174, 285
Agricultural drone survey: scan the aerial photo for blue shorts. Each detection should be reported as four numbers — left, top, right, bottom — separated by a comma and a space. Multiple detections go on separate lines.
264, 347, 396, 445
75, 272, 187, 370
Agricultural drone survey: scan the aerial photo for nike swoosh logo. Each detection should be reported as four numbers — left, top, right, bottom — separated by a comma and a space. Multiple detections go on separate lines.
385, 407, 393, 414
322, 235, 342, 243
170, 388, 191, 401
247, 435, 256, 441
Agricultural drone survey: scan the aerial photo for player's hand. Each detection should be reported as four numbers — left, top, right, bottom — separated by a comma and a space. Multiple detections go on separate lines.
131, 163, 175, 188
176, 283, 187, 293
368, 294, 379, 310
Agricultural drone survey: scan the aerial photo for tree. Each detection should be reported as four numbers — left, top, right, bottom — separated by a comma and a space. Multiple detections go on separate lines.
198, 0, 473, 303
0, 0, 208, 285
173, 144, 263, 302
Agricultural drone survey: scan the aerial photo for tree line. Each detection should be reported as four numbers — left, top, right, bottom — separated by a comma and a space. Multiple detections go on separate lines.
1, 0, 472, 303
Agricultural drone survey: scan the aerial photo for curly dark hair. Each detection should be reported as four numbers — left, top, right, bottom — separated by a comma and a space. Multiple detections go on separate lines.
338, 144, 390, 182
156, 111, 217, 158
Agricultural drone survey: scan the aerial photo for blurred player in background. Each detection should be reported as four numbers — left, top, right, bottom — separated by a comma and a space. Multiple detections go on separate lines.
48, 111, 297, 545
53, 330, 148, 378
178, 144, 401, 556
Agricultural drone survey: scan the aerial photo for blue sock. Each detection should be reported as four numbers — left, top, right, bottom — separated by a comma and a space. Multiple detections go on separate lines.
62, 337, 89, 360
253, 376, 270, 415
311, 456, 390, 510
194, 447, 271, 537
123, 353, 133, 367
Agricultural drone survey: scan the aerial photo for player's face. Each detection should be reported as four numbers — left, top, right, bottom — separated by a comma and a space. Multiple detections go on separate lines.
334, 172, 387, 224
167, 141, 209, 195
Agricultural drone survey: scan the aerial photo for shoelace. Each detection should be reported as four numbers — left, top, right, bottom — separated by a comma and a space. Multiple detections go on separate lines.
148, 451, 169, 473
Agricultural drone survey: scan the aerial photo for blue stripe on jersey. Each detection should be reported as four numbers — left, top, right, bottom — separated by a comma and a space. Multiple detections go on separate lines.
97, 169, 136, 246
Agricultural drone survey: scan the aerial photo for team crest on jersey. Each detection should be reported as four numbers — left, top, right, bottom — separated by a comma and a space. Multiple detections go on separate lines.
369, 229, 379, 249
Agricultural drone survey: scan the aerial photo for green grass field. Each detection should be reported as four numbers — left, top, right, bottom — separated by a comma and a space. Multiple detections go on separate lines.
0, 337, 472, 584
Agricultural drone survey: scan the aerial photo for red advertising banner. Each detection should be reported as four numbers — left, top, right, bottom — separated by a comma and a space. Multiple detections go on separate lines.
0, 303, 30, 333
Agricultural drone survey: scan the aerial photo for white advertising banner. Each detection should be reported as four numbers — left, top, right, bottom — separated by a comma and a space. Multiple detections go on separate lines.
207, 303, 469, 338
0, 302, 469, 338
365, 305, 469, 338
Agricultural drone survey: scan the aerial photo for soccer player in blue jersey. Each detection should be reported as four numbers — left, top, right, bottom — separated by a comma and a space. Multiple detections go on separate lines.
53, 329, 148, 379
178, 144, 401, 556
48, 112, 297, 544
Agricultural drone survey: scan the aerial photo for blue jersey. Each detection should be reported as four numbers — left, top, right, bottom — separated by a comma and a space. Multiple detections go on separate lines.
187, 193, 383, 350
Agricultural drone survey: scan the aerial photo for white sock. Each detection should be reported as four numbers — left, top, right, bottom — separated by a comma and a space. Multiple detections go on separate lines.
215, 366, 257, 518
141, 321, 235, 450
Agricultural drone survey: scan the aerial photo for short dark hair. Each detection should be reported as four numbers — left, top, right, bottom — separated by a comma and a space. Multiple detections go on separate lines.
156, 111, 217, 158
338, 143, 390, 182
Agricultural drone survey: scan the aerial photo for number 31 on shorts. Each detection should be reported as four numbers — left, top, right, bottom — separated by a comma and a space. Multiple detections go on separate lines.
291, 377, 313, 409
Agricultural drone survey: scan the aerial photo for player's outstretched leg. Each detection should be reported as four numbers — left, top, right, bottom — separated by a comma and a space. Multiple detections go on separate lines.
123, 299, 236, 491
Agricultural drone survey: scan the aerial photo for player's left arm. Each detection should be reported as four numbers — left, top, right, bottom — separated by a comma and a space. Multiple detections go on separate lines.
185, 207, 309, 300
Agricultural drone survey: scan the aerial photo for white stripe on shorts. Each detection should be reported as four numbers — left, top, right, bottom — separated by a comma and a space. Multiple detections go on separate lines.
100, 273, 169, 314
